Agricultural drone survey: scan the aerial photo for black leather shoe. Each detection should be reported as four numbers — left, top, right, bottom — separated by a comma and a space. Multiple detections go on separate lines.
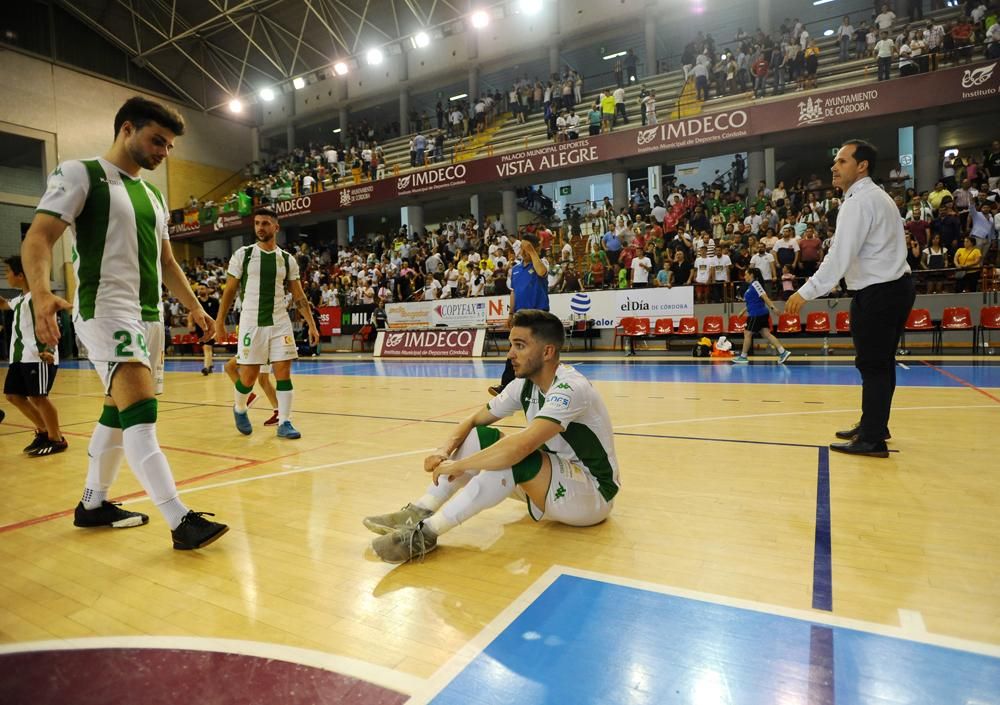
830, 440, 890, 458
835, 423, 891, 441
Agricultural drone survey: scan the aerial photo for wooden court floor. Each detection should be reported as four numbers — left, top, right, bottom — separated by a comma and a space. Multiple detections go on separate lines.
1, 357, 998, 701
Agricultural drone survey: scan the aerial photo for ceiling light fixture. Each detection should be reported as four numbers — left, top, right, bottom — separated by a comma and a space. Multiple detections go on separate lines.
471, 10, 490, 29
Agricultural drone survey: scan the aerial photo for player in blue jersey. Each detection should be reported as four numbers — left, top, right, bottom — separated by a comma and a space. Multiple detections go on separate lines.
733, 268, 790, 364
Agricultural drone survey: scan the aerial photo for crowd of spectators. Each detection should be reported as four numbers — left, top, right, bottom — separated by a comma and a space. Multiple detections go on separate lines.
675, 1, 999, 101
168, 139, 999, 339
176, 1, 996, 224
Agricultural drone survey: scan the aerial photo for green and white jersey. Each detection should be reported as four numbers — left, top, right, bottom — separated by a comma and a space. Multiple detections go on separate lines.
227, 244, 299, 327
488, 364, 620, 501
7, 293, 58, 364
36, 158, 168, 322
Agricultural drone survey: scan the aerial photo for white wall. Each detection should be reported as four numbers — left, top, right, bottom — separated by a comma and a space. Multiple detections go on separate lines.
0, 51, 254, 202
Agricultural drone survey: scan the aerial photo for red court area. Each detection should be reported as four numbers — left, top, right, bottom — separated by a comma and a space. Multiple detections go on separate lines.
0, 649, 408, 705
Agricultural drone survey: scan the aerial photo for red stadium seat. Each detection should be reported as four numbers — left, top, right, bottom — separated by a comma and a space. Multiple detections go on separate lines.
835, 311, 851, 334
727, 315, 746, 334
676, 317, 698, 336
702, 316, 723, 334
352, 325, 374, 352
777, 313, 802, 334
975, 307, 1000, 354
652, 318, 674, 349
653, 318, 674, 336
805, 311, 831, 333
940, 307, 974, 352
981, 306, 1000, 330
905, 308, 934, 331
902, 308, 938, 353
621, 317, 651, 355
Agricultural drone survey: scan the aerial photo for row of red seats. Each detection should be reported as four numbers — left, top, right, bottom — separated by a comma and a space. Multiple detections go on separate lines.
615, 306, 1000, 351
614, 312, 850, 347
170, 332, 239, 354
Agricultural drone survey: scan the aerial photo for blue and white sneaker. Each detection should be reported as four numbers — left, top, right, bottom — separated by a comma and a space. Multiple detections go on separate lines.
233, 407, 253, 435
731, 355, 749, 364
276, 420, 301, 439
778, 350, 792, 364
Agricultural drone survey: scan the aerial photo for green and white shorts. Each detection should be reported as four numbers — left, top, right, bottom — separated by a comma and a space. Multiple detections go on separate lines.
522, 453, 613, 527
76, 317, 164, 395
237, 317, 296, 365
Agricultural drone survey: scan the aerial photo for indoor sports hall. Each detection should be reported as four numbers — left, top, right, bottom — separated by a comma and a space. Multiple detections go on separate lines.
1, 353, 999, 703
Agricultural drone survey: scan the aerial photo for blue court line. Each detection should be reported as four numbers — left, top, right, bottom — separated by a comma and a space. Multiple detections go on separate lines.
813, 448, 833, 612
808, 625, 836, 705
427, 574, 1000, 705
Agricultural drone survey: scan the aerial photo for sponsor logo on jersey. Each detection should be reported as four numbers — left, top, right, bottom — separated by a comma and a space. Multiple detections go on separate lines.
545, 393, 571, 409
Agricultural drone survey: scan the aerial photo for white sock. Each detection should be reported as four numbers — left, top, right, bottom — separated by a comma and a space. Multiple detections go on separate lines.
234, 385, 250, 413
414, 429, 484, 511
123, 423, 189, 529
415, 472, 475, 512
82, 423, 124, 509
277, 390, 293, 424
424, 468, 516, 536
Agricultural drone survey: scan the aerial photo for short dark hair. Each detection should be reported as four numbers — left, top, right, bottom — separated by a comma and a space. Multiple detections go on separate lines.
114, 96, 185, 139
253, 207, 279, 220
521, 233, 541, 247
511, 309, 564, 350
4, 255, 23, 276
843, 139, 878, 175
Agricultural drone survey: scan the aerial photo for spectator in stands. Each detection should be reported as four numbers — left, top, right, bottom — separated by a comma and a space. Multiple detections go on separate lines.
854, 21, 870, 59
837, 16, 854, 62
691, 245, 713, 303
693, 57, 711, 100
951, 16, 974, 62
772, 224, 800, 271
969, 197, 997, 260
875, 32, 896, 81
631, 247, 652, 288
928, 180, 953, 210
954, 235, 982, 291
875, 4, 897, 32
751, 51, 769, 98
600, 90, 615, 133
750, 242, 777, 295
413, 131, 427, 166
921, 232, 949, 293
803, 40, 820, 90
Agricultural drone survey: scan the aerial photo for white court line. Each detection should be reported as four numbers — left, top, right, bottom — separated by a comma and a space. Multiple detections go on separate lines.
559, 567, 1000, 656
405, 566, 565, 705
116, 405, 996, 504
614, 404, 998, 431
406, 565, 1000, 705
0, 635, 423, 695
898, 609, 928, 635
898, 362, 910, 370
119, 448, 435, 506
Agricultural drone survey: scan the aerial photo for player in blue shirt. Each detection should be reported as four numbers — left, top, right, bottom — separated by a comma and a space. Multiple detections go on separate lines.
733, 268, 790, 364
489, 232, 549, 395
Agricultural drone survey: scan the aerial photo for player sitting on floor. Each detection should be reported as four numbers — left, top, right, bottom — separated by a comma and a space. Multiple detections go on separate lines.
364, 309, 621, 563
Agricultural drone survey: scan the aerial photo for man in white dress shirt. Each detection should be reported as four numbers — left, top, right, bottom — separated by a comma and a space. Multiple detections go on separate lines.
787, 140, 914, 458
